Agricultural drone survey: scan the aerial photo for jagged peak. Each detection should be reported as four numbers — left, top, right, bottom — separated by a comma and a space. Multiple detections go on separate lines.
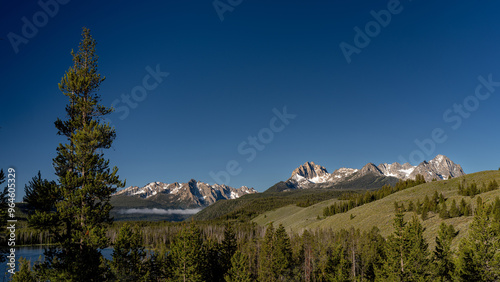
291, 161, 329, 177
360, 162, 383, 175
431, 154, 449, 163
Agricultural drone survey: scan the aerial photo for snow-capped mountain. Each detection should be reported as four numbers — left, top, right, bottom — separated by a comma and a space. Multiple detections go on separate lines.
114, 179, 257, 208
377, 162, 416, 179
328, 167, 359, 183
409, 154, 465, 181
284, 155, 465, 189
290, 162, 331, 187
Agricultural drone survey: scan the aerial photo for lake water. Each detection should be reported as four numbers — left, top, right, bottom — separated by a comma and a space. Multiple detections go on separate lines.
0, 246, 113, 281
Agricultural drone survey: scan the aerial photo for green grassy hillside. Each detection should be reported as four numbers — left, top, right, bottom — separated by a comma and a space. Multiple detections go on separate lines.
194, 173, 402, 221
253, 170, 500, 249
192, 189, 352, 221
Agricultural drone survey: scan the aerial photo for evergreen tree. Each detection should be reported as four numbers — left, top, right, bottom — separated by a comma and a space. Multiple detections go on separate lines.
394, 201, 400, 212
458, 181, 464, 195
439, 193, 446, 205
12, 258, 37, 282
415, 174, 426, 185
359, 227, 386, 281
459, 198, 471, 216
169, 225, 205, 281
416, 199, 422, 214
448, 199, 460, 218
404, 215, 431, 281
273, 224, 293, 280
27, 27, 125, 280
491, 179, 499, 190
23, 171, 58, 213
220, 224, 238, 277
301, 229, 315, 282
493, 197, 500, 221
142, 252, 167, 282
204, 238, 224, 282
454, 240, 480, 281
111, 223, 147, 281
381, 209, 406, 281
421, 206, 429, 221
225, 250, 253, 282
324, 243, 351, 281
432, 191, 439, 208
259, 223, 275, 282
408, 200, 415, 212
433, 223, 456, 281
455, 202, 500, 281
439, 202, 449, 219
382, 212, 431, 281
486, 179, 499, 191
468, 182, 479, 197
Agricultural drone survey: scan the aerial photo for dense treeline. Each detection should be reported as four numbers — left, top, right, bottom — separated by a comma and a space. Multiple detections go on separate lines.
458, 179, 499, 197
395, 191, 476, 221
323, 174, 426, 217
194, 189, 346, 222
14, 197, 500, 281
392, 179, 500, 222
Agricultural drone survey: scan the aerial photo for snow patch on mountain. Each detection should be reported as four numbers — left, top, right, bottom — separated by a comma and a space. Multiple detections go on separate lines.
114, 179, 257, 207
285, 155, 465, 189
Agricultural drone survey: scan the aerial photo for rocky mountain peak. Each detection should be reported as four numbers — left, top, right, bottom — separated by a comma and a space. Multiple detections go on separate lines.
114, 179, 257, 208
359, 163, 383, 176
291, 161, 329, 180
411, 155, 464, 181
284, 154, 465, 190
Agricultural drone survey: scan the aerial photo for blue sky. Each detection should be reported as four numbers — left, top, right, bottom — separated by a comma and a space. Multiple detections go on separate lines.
1, 0, 500, 200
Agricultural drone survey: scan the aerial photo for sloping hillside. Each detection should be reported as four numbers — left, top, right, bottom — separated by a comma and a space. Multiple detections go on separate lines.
192, 189, 349, 221
253, 170, 500, 249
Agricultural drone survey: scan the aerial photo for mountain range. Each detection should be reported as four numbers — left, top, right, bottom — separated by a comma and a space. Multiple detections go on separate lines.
113, 179, 256, 208
284, 154, 465, 190
111, 154, 464, 219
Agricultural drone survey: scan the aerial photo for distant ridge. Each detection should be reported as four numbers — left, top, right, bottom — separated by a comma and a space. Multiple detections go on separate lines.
114, 179, 257, 209
282, 155, 465, 190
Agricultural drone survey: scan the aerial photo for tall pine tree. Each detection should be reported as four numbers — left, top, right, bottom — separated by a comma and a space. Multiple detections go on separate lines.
382, 208, 406, 281
169, 225, 205, 281
220, 223, 238, 277
111, 223, 147, 281
23, 171, 58, 213
225, 250, 253, 282
433, 223, 456, 281
382, 211, 431, 281
273, 224, 293, 281
455, 201, 500, 281
259, 223, 275, 282
27, 27, 125, 280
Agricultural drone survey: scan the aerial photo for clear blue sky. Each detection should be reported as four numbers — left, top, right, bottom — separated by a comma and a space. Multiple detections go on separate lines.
1, 0, 499, 200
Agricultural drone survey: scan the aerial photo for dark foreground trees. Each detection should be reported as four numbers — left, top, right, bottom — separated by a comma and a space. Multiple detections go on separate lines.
381, 210, 431, 281
0, 170, 10, 263
22, 27, 125, 280
13, 198, 500, 281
